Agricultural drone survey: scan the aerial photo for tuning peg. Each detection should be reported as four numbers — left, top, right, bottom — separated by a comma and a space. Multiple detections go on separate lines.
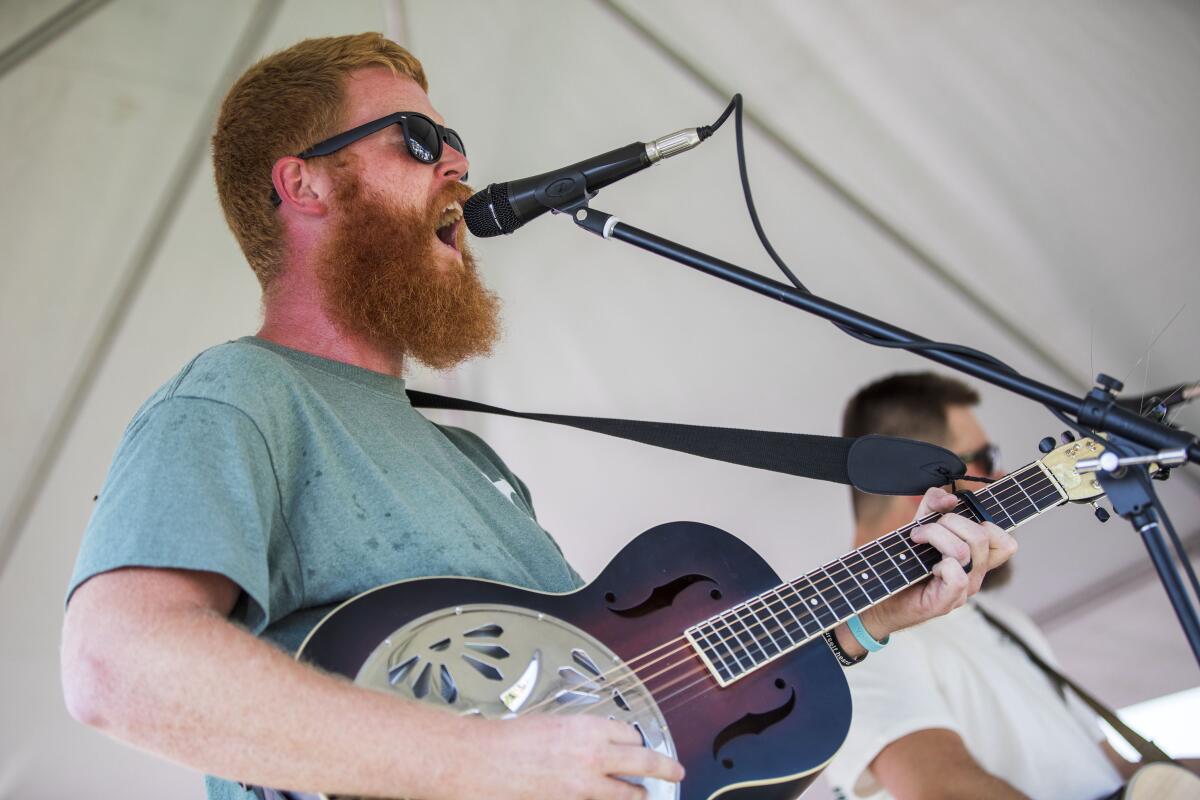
1060, 431, 1076, 443
1038, 436, 1056, 453
1092, 503, 1111, 523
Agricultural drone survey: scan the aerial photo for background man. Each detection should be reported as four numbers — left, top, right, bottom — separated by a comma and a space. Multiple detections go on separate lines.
60, 34, 1013, 800
826, 372, 1140, 799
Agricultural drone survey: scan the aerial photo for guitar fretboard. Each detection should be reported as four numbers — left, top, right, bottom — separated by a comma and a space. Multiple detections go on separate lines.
686, 462, 1067, 685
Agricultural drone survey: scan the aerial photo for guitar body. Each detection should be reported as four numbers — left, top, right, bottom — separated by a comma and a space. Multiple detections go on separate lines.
298, 521, 852, 799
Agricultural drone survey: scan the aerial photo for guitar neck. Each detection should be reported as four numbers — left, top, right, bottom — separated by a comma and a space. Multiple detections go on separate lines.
686, 461, 1069, 686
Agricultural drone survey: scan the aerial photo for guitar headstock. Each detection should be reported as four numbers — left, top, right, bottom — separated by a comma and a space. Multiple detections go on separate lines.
1038, 437, 1107, 503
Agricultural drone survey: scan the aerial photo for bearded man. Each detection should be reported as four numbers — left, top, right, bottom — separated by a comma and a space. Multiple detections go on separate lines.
61, 34, 1014, 800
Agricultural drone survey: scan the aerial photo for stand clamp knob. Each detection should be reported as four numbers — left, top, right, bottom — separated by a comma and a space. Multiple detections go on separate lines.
1095, 373, 1125, 395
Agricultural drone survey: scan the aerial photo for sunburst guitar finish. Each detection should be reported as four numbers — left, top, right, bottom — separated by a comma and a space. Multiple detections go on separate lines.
297, 522, 850, 800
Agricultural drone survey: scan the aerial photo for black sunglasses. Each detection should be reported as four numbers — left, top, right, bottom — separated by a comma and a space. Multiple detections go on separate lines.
957, 443, 1000, 475
270, 111, 466, 205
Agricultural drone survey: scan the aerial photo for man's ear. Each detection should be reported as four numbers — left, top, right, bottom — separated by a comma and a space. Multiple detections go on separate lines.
271, 156, 328, 215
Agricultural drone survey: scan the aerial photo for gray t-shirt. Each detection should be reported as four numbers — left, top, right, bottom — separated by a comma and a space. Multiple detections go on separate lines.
67, 336, 582, 798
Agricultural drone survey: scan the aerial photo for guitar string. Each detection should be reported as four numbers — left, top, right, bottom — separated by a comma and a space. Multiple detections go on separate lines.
517, 469, 1058, 719
643, 482, 1069, 717
648, 500, 1048, 719
664, 476, 1063, 685
603, 466, 1053, 681
615, 480, 1054, 716
548, 483, 1065, 724
552, 535, 943, 717
679, 465, 1056, 661
532, 447, 1108, 721
529, 477, 1063, 721
515, 519, 945, 719
543, 566, 918, 723
546, 475, 1066, 721
544, 549, 987, 725
656, 535, 957, 710
693, 467, 1054, 669
634, 465, 1049, 678
510, 466, 1058, 720
710, 470, 1051, 657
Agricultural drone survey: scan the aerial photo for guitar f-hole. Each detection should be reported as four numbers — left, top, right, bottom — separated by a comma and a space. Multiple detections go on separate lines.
605, 574, 718, 618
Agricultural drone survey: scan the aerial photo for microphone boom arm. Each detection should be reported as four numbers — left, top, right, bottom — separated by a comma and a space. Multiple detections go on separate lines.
569, 206, 1198, 463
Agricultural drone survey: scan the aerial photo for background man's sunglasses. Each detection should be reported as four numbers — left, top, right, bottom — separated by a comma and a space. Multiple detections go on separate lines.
270, 111, 466, 206
957, 443, 1001, 475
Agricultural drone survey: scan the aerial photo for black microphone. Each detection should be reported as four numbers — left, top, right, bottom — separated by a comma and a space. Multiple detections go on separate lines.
463, 128, 707, 238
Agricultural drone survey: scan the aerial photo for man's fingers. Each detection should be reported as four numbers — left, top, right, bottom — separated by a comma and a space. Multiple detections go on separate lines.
602, 743, 685, 783
933, 512, 990, 592
599, 720, 684, 783
915, 486, 957, 519
604, 719, 644, 747
910, 522, 971, 567
930, 557, 970, 610
984, 521, 1019, 568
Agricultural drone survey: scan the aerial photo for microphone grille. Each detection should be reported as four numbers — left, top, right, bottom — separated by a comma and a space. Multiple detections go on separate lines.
463, 183, 522, 238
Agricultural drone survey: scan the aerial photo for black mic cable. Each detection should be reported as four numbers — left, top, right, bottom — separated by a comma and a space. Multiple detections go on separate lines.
714, 94, 1112, 442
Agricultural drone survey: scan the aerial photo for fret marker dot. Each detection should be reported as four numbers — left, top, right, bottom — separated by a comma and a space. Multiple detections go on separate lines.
861, 572, 869, 580
810, 599, 818, 606
899, 554, 907, 560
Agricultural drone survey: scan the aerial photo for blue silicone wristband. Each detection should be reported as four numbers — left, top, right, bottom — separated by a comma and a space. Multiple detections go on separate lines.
848, 614, 890, 652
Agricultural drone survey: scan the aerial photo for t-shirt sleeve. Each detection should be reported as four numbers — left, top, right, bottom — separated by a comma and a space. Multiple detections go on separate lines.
66, 396, 291, 633
826, 634, 965, 798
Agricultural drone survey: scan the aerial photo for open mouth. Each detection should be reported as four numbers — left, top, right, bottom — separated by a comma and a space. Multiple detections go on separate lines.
435, 201, 463, 254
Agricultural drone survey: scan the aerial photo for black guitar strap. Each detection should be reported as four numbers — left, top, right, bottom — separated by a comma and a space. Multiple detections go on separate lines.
408, 390, 969, 495
408, 389, 857, 484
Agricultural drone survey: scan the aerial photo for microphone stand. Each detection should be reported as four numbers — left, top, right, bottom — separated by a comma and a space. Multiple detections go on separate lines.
568, 203, 1200, 668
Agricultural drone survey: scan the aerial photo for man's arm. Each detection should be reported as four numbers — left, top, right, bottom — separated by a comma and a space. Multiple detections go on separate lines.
62, 567, 683, 800
871, 728, 1028, 800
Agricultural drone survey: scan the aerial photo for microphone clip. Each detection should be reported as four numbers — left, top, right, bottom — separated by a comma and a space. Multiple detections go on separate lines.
540, 171, 597, 217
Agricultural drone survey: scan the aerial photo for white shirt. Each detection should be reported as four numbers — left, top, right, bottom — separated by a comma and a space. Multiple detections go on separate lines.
825, 596, 1123, 799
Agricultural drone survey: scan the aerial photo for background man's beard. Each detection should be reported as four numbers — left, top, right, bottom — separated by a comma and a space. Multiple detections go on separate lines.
318, 177, 501, 371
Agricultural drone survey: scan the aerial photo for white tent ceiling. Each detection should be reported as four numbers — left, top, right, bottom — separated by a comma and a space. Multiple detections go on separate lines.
1, 1, 1197, 796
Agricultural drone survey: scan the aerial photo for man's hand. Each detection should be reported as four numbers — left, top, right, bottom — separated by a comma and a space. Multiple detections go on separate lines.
842, 487, 1017, 653
460, 715, 685, 800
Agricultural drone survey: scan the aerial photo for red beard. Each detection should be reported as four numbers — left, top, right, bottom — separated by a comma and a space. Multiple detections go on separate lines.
317, 175, 501, 371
